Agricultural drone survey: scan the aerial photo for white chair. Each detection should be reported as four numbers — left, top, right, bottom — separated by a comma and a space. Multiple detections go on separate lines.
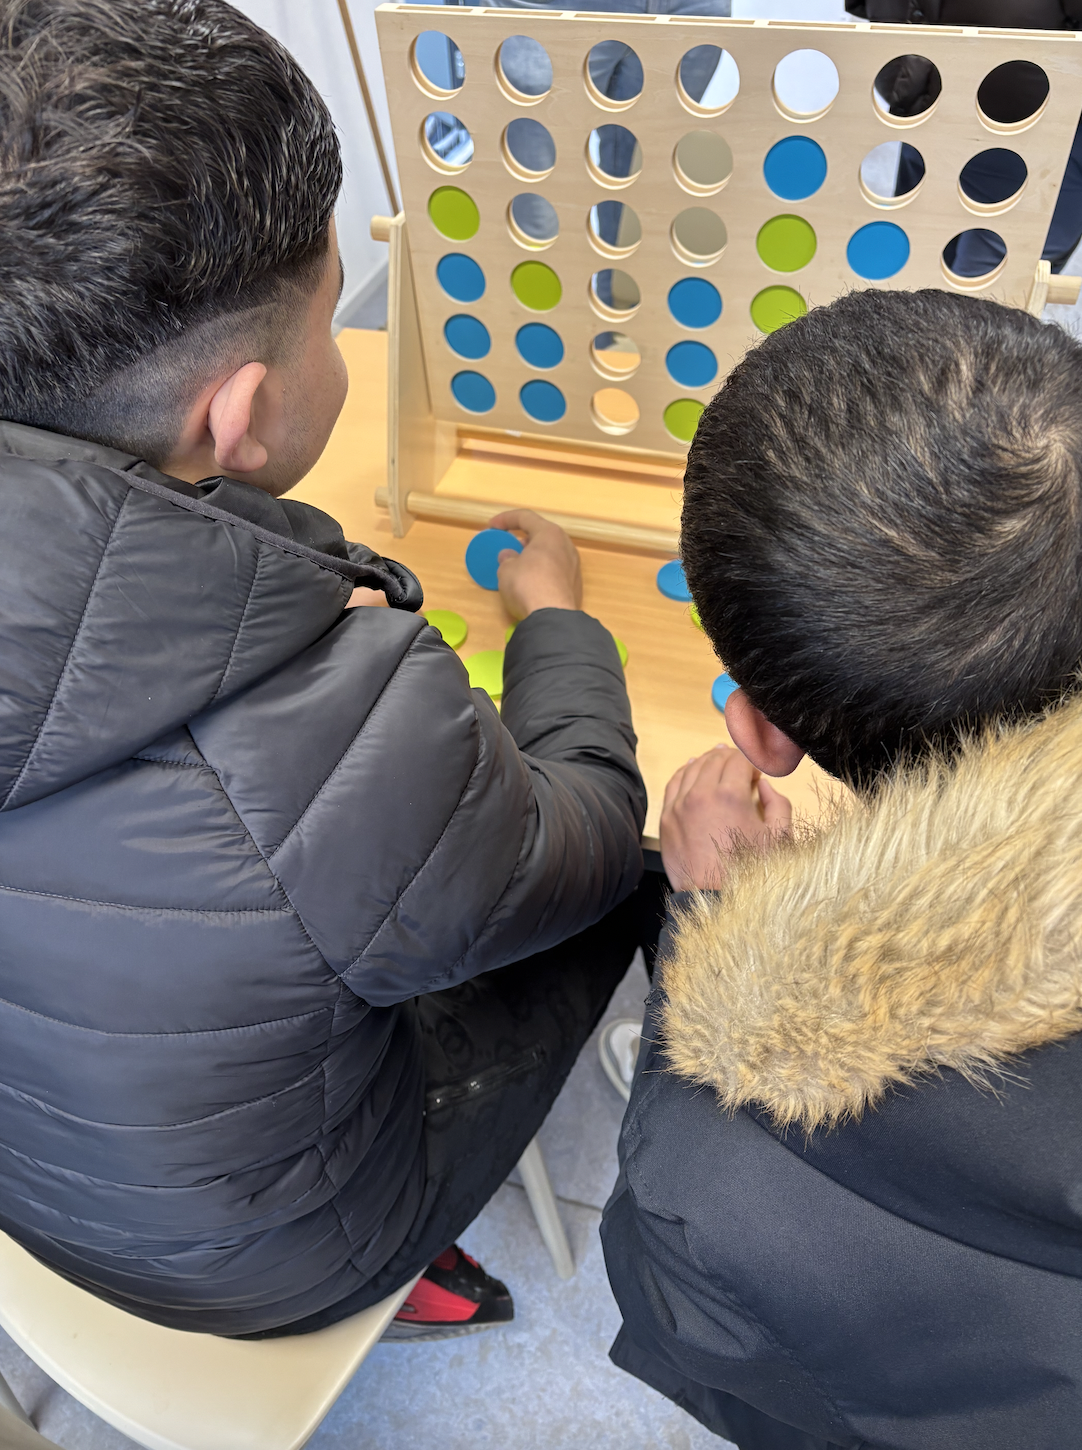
0, 1136, 571, 1450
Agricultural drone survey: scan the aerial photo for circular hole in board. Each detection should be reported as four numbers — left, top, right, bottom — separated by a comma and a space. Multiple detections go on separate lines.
451, 371, 496, 414
847, 221, 910, 280
763, 136, 826, 202
673, 131, 733, 197
516, 322, 564, 369
958, 148, 1028, 213
520, 379, 567, 424
591, 388, 640, 436
444, 314, 490, 360
772, 50, 839, 123
666, 341, 717, 390
671, 207, 727, 267
859, 141, 925, 207
421, 112, 474, 174
502, 118, 556, 181
589, 268, 641, 321
977, 61, 1049, 131
872, 56, 941, 127
511, 260, 562, 311
584, 40, 643, 111
508, 193, 559, 249
496, 35, 553, 104
668, 277, 722, 330
941, 230, 1008, 289
590, 331, 640, 381
586, 124, 642, 189
756, 214, 817, 273
587, 200, 642, 259
437, 253, 485, 303
677, 46, 739, 117
663, 399, 704, 445
750, 286, 807, 335
428, 185, 479, 241
410, 31, 465, 100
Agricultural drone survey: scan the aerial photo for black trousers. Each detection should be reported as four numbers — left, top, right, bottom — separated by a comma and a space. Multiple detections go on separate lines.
244, 869, 669, 1339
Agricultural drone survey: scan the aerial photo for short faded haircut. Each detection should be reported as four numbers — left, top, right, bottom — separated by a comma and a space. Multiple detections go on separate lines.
681, 289, 1082, 785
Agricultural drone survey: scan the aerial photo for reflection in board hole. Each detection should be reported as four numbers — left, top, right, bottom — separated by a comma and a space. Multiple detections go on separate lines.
757, 214, 816, 273
873, 56, 941, 122
663, 399, 704, 444
520, 379, 566, 424
750, 285, 807, 335
511, 260, 562, 311
589, 268, 641, 319
496, 35, 552, 101
942, 229, 1008, 284
978, 61, 1048, 126
668, 276, 721, 330
671, 207, 727, 266
437, 253, 485, 303
763, 136, 825, 202
678, 46, 739, 114
860, 141, 923, 204
508, 193, 559, 248
588, 200, 641, 257
428, 185, 479, 241
516, 322, 564, 369
585, 41, 643, 108
666, 340, 717, 390
591, 388, 640, 436
503, 117, 556, 179
773, 50, 839, 121
674, 131, 733, 196
587, 125, 642, 187
444, 314, 490, 360
411, 31, 465, 97
959, 148, 1028, 208
422, 113, 473, 172
590, 331, 640, 380
451, 371, 496, 414
847, 221, 910, 281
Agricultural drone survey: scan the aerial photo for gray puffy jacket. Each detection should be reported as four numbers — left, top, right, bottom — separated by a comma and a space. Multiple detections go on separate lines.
0, 422, 645, 1335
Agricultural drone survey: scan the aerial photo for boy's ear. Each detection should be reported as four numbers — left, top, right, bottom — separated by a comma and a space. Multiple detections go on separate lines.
206, 361, 269, 474
724, 688, 805, 778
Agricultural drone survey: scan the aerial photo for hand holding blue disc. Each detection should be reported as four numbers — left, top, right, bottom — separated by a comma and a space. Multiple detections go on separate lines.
465, 528, 524, 591
657, 560, 692, 602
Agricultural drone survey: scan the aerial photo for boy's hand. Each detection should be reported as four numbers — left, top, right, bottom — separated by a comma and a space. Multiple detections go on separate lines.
660, 745, 791, 891
490, 508, 582, 619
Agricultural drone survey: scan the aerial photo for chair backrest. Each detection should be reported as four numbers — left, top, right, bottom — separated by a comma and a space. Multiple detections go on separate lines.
0, 1231, 416, 1450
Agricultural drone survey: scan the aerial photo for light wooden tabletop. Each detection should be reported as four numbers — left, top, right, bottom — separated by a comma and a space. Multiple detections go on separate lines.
289, 327, 834, 844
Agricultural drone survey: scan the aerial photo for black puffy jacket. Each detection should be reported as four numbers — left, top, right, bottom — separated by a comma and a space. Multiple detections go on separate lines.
0, 422, 645, 1335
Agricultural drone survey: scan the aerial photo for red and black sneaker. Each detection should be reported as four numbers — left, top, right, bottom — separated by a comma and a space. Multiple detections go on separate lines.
383, 1245, 514, 1341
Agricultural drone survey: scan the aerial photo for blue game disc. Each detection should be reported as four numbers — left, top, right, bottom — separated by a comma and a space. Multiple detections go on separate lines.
657, 560, 692, 602
668, 277, 722, 330
437, 253, 486, 303
451, 371, 496, 414
465, 528, 523, 591
763, 136, 827, 202
666, 341, 718, 389
516, 323, 564, 369
712, 672, 738, 712
520, 379, 566, 423
846, 221, 911, 281
444, 314, 491, 359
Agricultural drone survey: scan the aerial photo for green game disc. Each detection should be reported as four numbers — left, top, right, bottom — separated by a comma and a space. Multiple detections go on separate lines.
428, 186, 480, 241
756, 215, 817, 272
511, 261, 562, 311
466, 649, 505, 700
664, 398, 705, 443
423, 608, 468, 649
690, 603, 704, 631
750, 285, 808, 335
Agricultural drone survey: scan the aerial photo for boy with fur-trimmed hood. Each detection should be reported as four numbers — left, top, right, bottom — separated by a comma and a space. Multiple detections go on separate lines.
602, 290, 1082, 1449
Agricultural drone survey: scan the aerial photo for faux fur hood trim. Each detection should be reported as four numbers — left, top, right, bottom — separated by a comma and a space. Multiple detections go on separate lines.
661, 694, 1082, 1131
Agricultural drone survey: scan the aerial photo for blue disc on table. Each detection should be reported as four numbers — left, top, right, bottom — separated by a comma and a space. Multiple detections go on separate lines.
451, 370, 496, 413
657, 560, 692, 602
520, 379, 566, 423
712, 672, 738, 712
516, 322, 564, 369
763, 136, 827, 202
437, 253, 486, 303
846, 221, 911, 281
465, 528, 524, 591
666, 340, 718, 389
444, 314, 491, 359
668, 277, 722, 330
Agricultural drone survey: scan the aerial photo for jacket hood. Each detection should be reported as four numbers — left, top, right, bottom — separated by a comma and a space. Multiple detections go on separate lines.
0, 422, 420, 810
661, 693, 1082, 1130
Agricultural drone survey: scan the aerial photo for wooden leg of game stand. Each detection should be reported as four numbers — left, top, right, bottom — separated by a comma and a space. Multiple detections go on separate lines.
371, 213, 457, 537
1027, 259, 1082, 317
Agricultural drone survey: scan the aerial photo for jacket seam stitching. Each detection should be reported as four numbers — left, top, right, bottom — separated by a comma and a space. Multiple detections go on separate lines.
0, 993, 329, 1038
0, 882, 292, 914
210, 546, 264, 705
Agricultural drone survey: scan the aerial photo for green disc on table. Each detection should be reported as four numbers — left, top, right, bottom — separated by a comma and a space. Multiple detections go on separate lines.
505, 623, 517, 643
422, 609, 469, 649
690, 603, 703, 631
428, 186, 480, 241
466, 649, 504, 700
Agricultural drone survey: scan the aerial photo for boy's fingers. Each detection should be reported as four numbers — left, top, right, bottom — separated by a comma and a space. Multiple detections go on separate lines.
758, 777, 793, 832
490, 507, 545, 540
662, 761, 690, 813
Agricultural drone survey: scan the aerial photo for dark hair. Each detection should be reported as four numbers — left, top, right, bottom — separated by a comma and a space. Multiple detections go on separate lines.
681, 289, 1082, 786
0, 0, 342, 461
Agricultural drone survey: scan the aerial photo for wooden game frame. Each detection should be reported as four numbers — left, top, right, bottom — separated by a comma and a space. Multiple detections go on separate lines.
373, 8, 1082, 550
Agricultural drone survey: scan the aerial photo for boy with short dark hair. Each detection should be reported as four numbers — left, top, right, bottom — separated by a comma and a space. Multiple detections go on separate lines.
603, 289, 1082, 1448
